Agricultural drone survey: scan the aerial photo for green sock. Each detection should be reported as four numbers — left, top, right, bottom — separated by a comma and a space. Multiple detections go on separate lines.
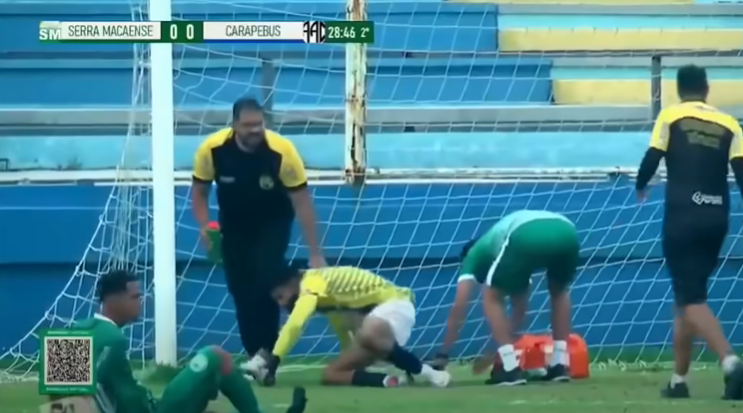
220, 369, 262, 413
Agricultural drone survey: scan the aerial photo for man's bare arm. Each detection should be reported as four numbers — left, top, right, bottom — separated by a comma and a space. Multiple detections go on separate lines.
191, 182, 212, 228
440, 278, 475, 354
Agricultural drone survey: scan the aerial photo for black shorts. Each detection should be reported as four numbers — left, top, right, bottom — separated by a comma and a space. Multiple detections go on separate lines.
662, 208, 727, 306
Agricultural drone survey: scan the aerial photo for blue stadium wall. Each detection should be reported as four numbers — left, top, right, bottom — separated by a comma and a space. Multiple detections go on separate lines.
3, 182, 743, 358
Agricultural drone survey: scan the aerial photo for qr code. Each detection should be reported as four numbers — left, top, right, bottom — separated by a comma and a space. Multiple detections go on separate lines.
45, 338, 93, 384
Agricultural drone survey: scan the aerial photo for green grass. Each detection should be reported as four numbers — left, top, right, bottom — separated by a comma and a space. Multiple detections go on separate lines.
5, 366, 743, 413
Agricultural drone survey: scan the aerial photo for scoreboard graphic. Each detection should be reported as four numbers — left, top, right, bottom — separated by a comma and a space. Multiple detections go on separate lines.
38, 21, 374, 44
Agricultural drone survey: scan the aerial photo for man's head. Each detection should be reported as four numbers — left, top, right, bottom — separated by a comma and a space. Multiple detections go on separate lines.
676, 65, 709, 102
271, 264, 305, 309
97, 269, 141, 325
460, 239, 476, 261
232, 97, 266, 150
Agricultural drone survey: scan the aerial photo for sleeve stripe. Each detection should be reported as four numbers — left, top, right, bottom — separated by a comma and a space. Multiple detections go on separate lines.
286, 181, 308, 192
458, 274, 476, 282
192, 175, 212, 184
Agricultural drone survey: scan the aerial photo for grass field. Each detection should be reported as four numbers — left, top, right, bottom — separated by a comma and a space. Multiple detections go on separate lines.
4, 365, 743, 413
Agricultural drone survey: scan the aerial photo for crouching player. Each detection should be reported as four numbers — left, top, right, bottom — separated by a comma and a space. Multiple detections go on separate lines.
431, 210, 580, 386
257, 265, 451, 388
77, 269, 307, 413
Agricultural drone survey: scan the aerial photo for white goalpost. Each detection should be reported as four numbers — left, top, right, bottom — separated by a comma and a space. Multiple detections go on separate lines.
149, 0, 178, 368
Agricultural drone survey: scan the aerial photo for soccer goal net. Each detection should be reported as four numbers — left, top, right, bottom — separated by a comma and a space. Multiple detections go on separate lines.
3, 2, 743, 382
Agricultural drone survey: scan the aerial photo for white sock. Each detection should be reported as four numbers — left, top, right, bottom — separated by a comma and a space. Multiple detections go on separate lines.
420, 363, 437, 378
670, 373, 686, 386
498, 344, 519, 372
722, 355, 740, 374
550, 340, 568, 367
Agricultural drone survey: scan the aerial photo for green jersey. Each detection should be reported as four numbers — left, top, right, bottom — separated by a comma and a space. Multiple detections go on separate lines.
459, 210, 577, 290
75, 315, 154, 413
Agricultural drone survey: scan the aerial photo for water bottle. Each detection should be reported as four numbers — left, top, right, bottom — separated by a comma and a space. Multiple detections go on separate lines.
206, 221, 223, 264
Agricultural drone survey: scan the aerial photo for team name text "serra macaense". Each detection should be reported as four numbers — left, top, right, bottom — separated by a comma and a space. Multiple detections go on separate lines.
67, 24, 154, 38
225, 24, 281, 37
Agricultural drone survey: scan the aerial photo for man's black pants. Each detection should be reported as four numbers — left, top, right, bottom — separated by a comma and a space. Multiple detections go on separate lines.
221, 222, 292, 356
663, 208, 727, 307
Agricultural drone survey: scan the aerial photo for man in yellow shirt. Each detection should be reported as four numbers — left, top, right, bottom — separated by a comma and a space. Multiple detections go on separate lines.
191, 97, 326, 376
636, 65, 743, 400
256, 266, 451, 388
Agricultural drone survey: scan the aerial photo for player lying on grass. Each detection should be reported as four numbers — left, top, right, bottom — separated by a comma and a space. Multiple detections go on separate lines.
75, 270, 307, 413
431, 210, 580, 386
248, 265, 451, 388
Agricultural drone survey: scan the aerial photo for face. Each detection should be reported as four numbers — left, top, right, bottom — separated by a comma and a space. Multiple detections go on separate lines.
232, 110, 265, 149
115, 281, 142, 322
272, 282, 300, 309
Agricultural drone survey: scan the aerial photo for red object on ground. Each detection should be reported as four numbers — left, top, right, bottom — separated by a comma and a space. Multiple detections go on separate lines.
494, 333, 590, 379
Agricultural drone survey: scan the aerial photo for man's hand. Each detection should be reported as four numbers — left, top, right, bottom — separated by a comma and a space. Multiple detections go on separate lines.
285, 387, 308, 413
309, 254, 327, 268
636, 188, 649, 203
200, 225, 212, 249
262, 355, 281, 387
428, 353, 449, 371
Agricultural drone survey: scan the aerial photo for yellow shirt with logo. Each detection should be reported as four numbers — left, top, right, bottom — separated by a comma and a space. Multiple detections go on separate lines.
191, 128, 307, 224
272, 267, 413, 358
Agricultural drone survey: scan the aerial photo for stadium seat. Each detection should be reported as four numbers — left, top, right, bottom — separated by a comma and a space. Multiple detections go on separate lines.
553, 80, 743, 106
500, 29, 743, 52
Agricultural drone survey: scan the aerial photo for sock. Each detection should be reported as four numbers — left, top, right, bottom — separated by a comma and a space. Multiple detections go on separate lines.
351, 370, 389, 388
420, 364, 439, 379
220, 368, 262, 413
498, 344, 519, 372
722, 354, 740, 374
386, 344, 423, 375
670, 373, 686, 386
550, 340, 568, 367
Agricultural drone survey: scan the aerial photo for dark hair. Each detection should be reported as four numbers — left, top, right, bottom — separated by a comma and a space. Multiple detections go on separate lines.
460, 239, 477, 261
272, 262, 305, 290
97, 270, 137, 302
676, 65, 708, 98
232, 97, 263, 120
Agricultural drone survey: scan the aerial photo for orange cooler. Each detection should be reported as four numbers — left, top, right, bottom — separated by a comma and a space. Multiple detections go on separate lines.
495, 333, 589, 379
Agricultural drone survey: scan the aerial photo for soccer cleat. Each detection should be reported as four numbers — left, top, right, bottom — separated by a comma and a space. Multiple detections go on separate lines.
539, 364, 570, 382
723, 363, 743, 400
661, 382, 690, 399
426, 369, 452, 388
240, 356, 268, 382
485, 367, 527, 386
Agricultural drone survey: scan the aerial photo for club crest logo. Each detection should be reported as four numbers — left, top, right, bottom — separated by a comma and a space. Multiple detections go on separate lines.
189, 353, 209, 372
259, 175, 274, 190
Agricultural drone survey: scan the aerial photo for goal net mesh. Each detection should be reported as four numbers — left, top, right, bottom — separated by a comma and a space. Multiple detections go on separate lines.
2, 2, 743, 381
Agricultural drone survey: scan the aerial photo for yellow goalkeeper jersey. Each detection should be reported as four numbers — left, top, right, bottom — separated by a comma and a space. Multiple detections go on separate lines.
271, 266, 412, 358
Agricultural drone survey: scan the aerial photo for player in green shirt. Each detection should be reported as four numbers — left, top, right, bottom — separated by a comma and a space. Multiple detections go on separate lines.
431, 210, 580, 386
77, 270, 307, 413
